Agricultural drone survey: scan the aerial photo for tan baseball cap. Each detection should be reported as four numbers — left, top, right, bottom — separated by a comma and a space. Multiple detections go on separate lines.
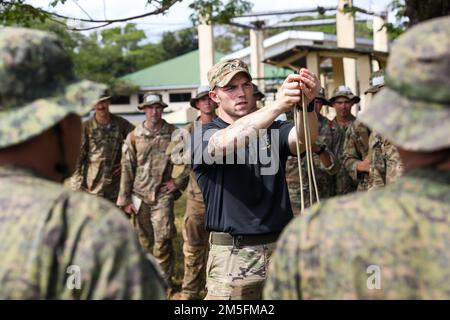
207, 59, 252, 89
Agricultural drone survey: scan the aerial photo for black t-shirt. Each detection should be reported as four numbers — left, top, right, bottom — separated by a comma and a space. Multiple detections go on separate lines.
192, 117, 294, 236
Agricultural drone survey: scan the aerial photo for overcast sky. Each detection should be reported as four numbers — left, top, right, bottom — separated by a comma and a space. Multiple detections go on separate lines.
26, 0, 394, 41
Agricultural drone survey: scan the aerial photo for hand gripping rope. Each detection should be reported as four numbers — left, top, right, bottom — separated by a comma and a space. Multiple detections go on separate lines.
293, 71, 320, 214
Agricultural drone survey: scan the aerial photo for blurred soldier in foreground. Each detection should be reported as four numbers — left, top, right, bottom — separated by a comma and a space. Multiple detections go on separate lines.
117, 94, 182, 292
70, 92, 134, 203
0, 27, 165, 299
365, 70, 404, 190
264, 17, 450, 299
172, 86, 217, 300
286, 88, 340, 213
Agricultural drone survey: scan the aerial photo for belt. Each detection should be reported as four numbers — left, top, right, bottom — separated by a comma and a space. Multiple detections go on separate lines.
210, 232, 280, 247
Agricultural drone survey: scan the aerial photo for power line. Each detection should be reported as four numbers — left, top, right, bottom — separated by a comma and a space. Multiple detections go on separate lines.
235, 6, 336, 18
70, 0, 93, 20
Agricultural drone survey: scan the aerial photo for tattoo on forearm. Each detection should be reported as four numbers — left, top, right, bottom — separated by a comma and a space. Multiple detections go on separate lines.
208, 120, 259, 156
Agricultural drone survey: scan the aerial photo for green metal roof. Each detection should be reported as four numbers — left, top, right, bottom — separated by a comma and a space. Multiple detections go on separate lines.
121, 49, 292, 88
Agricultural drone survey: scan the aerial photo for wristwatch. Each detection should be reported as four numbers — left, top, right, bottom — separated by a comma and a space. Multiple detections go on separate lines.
297, 101, 314, 112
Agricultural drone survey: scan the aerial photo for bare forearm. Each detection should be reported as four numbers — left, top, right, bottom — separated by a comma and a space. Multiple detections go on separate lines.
208, 107, 281, 156
288, 111, 318, 155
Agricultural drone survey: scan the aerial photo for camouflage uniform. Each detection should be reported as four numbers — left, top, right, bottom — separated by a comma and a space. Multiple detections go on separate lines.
264, 17, 450, 299
343, 120, 371, 192
368, 132, 404, 190
364, 71, 404, 191
264, 169, 450, 299
206, 241, 277, 299
117, 119, 181, 283
169, 86, 217, 299
328, 116, 355, 195
0, 165, 165, 299
0, 27, 165, 299
286, 113, 340, 213
174, 120, 210, 300
328, 86, 361, 195
71, 114, 134, 203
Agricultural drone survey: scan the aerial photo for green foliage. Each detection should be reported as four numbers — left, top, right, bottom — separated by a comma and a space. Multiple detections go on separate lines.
109, 79, 140, 96
384, 0, 407, 40
0, 1, 49, 27
403, 0, 450, 27
215, 25, 249, 53
49, 0, 68, 6
161, 28, 198, 59
189, 0, 252, 25
71, 23, 166, 91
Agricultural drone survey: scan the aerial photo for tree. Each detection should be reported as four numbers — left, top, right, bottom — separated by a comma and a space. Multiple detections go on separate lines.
0, 0, 181, 31
403, 0, 450, 27
214, 25, 249, 53
73, 23, 166, 88
188, 0, 252, 25
1, 0, 253, 31
161, 28, 199, 59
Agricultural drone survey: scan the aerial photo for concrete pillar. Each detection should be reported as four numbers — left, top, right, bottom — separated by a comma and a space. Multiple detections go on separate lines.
331, 57, 345, 93
250, 25, 265, 92
336, 0, 357, 96
198, 20, 214, 86
373, 14, 389, 52
306, 51, 320, 76
320, 73, 326, 89
357, 54, 372, 113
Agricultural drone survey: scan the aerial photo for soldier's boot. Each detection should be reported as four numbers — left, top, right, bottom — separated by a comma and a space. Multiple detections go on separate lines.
180, 244, 208, 300
153, 239, 175, 287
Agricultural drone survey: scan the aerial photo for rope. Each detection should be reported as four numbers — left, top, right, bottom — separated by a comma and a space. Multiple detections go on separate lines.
294, 79, 321, 214
293, 108, 305, 213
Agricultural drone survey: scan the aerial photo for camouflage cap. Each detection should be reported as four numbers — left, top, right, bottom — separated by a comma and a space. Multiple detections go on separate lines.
359, 16, 450, 152
137, 93, 168, 110
207, 59, 252, 89
0, 27, 105, 148
329, 85, 360, 104
364, 70, 385, 95
252, 84, 265, 101
190, 85, 211, 109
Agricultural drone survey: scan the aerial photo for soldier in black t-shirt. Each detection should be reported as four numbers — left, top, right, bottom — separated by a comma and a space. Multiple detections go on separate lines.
192, 58, 320, 300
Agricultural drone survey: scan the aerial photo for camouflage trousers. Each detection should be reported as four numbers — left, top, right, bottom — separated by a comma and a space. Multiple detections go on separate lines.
129, 199, 176, 284
180, 199, 209, 300
204, 241, 276, 300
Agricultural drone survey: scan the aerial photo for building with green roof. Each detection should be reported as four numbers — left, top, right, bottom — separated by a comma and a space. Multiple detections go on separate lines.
112, 49, 291, 125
